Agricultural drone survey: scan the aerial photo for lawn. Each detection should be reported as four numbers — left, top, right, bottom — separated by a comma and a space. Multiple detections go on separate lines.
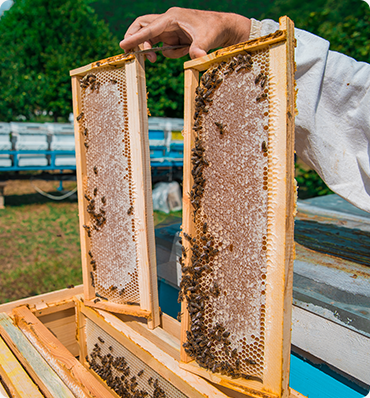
0, 179, 178, 304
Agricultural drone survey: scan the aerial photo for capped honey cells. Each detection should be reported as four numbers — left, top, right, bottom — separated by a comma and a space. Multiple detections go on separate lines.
181, 49, 270, 380
77, 66, 140, 305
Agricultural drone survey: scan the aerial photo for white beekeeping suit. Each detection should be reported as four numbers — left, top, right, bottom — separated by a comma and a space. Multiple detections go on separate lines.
250, 19, 370, 213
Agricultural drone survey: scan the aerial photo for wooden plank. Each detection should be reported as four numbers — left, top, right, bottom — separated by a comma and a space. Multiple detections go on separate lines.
32, 299, 75, 317
75, 298, 88, 365
161, 312, 181, 340
85, 299, 151, 318
0, 285, 82, 315
184, 30, 286, 71
181, 361, 278, 398
0, 336, 43, 398
180, 67, 199, 363
71, 75, 95, 302
0, 376, 11, 398
125, 55, 160, 329
38, 308, 79, 357
289, 388, 307, 398
79, 301, 231, 398
12, 306, 117, 398
70, 53, 135, 77
179, 16, 296, 398
279, 16, 296, 398
0, 313, 75, 398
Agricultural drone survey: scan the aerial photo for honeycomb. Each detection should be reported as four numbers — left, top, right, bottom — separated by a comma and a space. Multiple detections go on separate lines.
85, 318, 187, 398
180, 50, 270, 380
78, 66, 140, 304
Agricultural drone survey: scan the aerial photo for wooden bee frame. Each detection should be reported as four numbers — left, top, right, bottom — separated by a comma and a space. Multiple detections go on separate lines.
179, 16, 296, 398
76, 297, 236, 398
70, 53, 160, 329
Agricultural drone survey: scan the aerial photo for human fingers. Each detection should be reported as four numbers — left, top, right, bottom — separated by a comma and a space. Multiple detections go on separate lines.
143, 40, 157, 63
120, 15, 169, 52
161, 45, 190, 59
124, 14, 159, 38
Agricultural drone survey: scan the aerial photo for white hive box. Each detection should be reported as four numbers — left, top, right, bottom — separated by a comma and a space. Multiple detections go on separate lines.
0, 122, 12, 167
10, 122, 48, 167
46, 123, 76, 167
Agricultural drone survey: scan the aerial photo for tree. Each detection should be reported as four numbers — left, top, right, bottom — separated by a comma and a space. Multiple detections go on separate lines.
0, 0, 119, 122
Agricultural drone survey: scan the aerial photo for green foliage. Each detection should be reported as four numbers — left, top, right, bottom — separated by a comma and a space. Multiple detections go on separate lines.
296, 0, 370, 63
295, 164, 333, 199
146, 54, 187, 118
0, 0, 119, 122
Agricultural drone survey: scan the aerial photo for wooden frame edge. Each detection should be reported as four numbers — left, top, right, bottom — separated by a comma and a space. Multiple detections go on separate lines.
184, 30, 286, 71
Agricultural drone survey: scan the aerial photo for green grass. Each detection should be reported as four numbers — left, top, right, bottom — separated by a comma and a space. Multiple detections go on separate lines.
0, 189, 182, 304
0, 195, 82, 303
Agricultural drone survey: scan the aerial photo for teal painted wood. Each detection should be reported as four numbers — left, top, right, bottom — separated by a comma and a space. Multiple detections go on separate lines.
294, 220, 370, 266
289, 355, 367, 398
0, 313, 75, 398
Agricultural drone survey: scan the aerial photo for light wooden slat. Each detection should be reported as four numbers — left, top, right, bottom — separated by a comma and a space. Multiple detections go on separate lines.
0, 313, 75, 398
70, 53, 135, 77
184, 30, 287, 71
0, 336, 43, 398
85, 299, 151, 318
0, 285, 82, 315
180, 67, 199, 363
71, 75, 95, 302
12, 306, 116, 398
37, 307, 78, 357
79, 301, 231, 398
161, 312, 181, 340
125, 55, 160, 329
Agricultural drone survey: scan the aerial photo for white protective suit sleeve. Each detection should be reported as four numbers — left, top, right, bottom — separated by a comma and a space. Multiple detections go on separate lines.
250, 19, 370, 213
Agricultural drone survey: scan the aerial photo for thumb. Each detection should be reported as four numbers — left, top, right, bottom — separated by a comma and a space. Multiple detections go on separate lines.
189, 41, 208, 59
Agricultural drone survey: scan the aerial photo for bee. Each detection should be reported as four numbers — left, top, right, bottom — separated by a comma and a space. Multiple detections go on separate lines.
101, 196, 106, 204
202, 222, 207, 233
110, 79, 117, 84
110, 285, 117, 291
262, 141, 268, 153
93, 187, 98, 196
95, 292, 108, 300
83, 128, 88, 136
261, 75, 267, 88
98, 337, 105, 343
255, 73, 263, 85
256, 93, 268, 102
148, 377, 153, 386
76, 112, 84, 121
93, 298, 100, 303
93, 166, 98, 175
119, 288, 125, 295
90, 272, 95, 287
84, 142, 89, 149
127, 206, 134, 215
137, 370, 144, 377
177, 312, 182, 322
88, 250, 93, 257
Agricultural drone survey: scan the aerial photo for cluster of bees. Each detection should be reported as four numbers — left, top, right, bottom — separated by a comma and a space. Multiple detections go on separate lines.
80, 73, 101, 92
179, 54, 259, 379
87, 340, 168, 398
